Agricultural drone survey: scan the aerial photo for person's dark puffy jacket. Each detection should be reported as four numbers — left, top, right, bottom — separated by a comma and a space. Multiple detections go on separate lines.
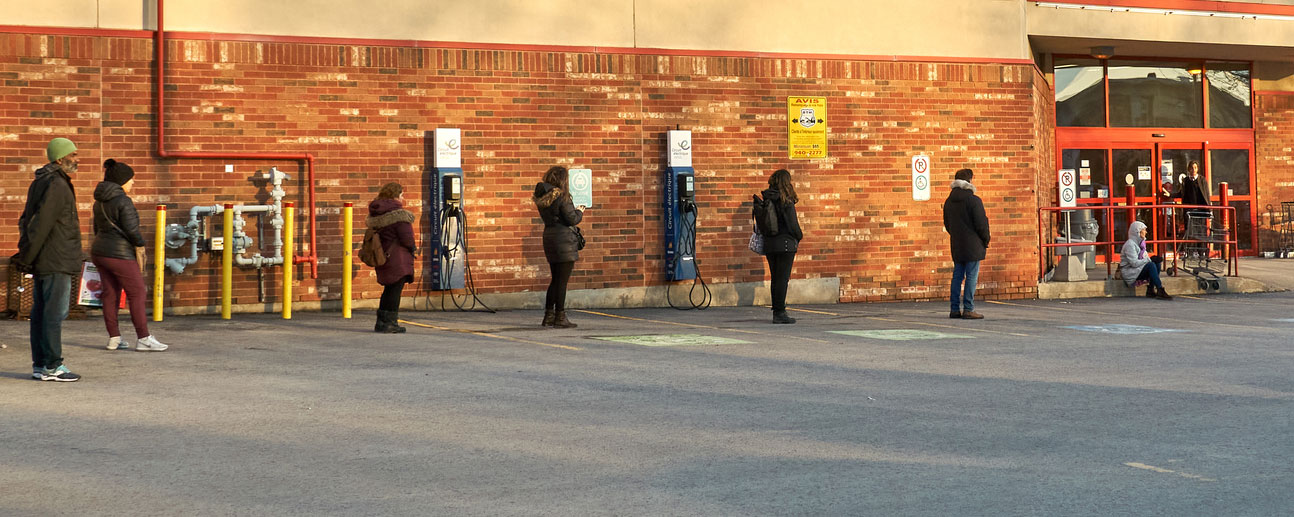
91, 181, 147, 261
942, 180, 991, 263
534, 182, 582, 263
366, 197, 416, 286
16, 163, 82, 275
757, 188, 803, 255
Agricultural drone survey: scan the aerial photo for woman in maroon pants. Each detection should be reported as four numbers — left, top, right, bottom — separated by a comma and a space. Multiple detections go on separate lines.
91, 159, 168, 351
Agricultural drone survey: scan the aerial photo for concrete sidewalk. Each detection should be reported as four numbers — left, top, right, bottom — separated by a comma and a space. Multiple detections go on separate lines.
1038, 256, 1292, 299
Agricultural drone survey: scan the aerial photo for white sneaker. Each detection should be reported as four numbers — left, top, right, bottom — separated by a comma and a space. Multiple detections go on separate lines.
135, 335, 169, 352
106, 336, 124, 350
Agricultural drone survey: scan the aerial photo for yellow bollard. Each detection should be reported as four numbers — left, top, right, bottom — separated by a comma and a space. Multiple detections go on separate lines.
154, 205, 165, 322
342, 202, 352, 319
222, 204, 233, 319
283, 203, 294, 319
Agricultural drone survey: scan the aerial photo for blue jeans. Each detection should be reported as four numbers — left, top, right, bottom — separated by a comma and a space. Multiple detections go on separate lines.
951, 260, 980, 313
1136, 258, 1163, 289
31, 273, 72, 371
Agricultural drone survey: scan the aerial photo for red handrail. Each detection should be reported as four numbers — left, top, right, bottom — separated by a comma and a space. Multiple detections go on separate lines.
1037, 203, 1239, 283
154, 0, 319, 278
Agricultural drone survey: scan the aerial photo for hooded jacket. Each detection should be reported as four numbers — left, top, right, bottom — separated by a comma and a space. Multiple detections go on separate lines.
757, 188, 803, 255
91, 181, 147, 261
1119, 221, 1152, 286
533, 182, 583, 263
942, 179, 991, 263
16, 162, 82, 275
366, 197, 416, 286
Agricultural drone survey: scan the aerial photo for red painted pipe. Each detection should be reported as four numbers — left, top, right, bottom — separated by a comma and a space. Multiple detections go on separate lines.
154, 0, 318, 277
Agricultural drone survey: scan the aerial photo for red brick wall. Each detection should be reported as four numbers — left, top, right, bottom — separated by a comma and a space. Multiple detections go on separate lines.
1, 31, 1046, 311
1255, 93, 1294, 253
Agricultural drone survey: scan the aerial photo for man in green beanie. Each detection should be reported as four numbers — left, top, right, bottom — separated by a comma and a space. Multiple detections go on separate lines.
14, 137, 84, 381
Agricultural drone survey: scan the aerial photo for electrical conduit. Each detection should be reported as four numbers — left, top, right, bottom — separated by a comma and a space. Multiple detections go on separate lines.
154, 0, 318, 278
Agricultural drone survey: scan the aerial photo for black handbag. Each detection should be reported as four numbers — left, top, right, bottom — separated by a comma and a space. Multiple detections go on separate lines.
572, 226, 586, 250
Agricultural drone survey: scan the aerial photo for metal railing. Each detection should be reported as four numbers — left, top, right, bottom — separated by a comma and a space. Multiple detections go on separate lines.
1037, 185, 1239, 283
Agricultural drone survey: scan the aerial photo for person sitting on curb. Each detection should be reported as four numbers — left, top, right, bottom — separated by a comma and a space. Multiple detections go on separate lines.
1120, 221, 1172, 300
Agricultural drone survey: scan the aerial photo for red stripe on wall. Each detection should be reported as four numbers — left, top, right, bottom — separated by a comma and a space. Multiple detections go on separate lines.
0, 24, 1034, 66
1059, 0, 1294, 16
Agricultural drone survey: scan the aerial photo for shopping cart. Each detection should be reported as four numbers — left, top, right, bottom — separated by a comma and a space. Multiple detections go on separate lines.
1180, 210, 1229, 290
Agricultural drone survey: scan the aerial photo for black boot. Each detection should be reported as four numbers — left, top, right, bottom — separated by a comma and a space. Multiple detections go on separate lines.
1145, 285, 1156, 298
772, 311, 797, 324
375, 309, 406, 334
552, 310, 577, 328
389, 309, 407, 333
1155, 287, 1173, 300
542, 308, 556, 327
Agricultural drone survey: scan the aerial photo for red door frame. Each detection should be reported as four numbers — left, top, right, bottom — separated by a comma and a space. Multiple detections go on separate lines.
1052, 53, 1258, 257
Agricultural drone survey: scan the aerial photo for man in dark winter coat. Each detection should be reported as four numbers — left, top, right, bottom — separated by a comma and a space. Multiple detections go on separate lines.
14, 137, 84, 381
942, 168, 990, 320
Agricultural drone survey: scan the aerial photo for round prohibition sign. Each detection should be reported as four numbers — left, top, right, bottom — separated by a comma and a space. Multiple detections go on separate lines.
1060, 170, 1074, 186
914, 156, 929, 174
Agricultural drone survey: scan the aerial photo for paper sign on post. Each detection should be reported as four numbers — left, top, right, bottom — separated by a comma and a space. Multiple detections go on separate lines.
1058, 169, 1077, 208
568, 168, 593, 208
912, 154, 931, 201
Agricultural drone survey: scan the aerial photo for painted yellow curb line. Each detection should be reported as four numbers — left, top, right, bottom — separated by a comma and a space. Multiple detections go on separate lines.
399, 319, 581, 351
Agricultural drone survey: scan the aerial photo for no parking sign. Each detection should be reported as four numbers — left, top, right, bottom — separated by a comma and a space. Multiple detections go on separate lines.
1058, 168, 1077, 208
912, 154, 931, 201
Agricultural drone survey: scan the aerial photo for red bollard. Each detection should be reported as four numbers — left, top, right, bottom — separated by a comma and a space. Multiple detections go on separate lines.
1219, 182, 1230, 262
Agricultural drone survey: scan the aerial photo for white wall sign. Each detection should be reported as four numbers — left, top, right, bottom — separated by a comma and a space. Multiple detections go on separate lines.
912, 154, 931, 201
667, 130, 692, 168
433, 128, 462, 169
1137, 165, 1152, 181
1058, 168, 1077, 208
568, 168, 593, 208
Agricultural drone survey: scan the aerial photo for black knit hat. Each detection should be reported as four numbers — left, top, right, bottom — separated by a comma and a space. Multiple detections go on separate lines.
103, 159, 135, 186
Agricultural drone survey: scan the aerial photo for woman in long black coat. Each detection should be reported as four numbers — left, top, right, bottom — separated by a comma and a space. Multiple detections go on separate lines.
533, 166, 585, 328
757, 169, 804, 324
367, 182, 416, 333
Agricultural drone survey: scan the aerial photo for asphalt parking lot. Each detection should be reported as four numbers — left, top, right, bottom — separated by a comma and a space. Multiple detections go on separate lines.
2, 292, 1292, 516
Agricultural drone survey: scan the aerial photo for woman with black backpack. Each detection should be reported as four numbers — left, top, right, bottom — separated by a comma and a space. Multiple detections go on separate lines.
755, 168, 804, 324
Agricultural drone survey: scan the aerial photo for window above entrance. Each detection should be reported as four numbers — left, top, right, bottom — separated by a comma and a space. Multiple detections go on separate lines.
1054, 58, 1251, 129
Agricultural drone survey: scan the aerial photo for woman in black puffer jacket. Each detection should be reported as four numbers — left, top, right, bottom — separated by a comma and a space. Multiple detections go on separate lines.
756, 169, 804, 324
91, 160, 167, 351
533, 166, 585, 328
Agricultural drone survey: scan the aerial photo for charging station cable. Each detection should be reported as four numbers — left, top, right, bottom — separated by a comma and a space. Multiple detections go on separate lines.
441, 206, 495, 313
667, 202, 712, 310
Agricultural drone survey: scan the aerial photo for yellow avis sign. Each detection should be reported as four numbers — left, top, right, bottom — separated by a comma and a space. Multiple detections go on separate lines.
787, 96, 827, 159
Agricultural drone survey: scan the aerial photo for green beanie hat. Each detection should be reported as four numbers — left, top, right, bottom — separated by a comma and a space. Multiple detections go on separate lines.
46, 137, 77, 162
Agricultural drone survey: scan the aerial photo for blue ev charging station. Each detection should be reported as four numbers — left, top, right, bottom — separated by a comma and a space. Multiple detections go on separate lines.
664, 130, 696, 281
430, 128, 466, 291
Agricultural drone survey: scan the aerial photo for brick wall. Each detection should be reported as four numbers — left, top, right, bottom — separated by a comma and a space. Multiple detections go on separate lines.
1255, 93, 1294, 253
1, 31, 1046, 312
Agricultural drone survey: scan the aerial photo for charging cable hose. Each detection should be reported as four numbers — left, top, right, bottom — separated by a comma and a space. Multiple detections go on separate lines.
667, 203, 712, 310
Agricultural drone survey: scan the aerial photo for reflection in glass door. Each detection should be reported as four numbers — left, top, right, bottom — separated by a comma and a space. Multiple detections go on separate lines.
1209, 147, 1255, 250
1111, 148, 1153, 243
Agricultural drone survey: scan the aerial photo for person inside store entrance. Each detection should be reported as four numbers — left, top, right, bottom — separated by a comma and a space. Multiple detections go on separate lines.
1120, 221, 1173, 300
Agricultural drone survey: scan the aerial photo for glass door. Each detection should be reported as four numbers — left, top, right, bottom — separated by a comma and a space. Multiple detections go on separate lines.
1158, 143, 1203, 256
1208, 144, 1256, 251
